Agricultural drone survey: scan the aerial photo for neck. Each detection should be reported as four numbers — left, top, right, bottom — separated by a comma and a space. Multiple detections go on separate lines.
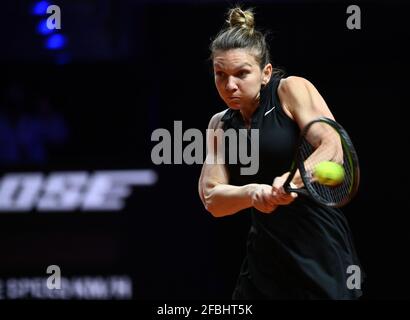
240, 108, 253, 127
239, 95, 260, 127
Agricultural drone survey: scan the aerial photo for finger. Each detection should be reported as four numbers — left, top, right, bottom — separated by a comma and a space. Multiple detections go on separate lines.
263, 194, 276, 211
274, 192, 297, 205
283, 194, 297, 204
272, 177, 284, 191
260, 191, 277, 212
263, 190, 277, 207
272, 177, 287, 197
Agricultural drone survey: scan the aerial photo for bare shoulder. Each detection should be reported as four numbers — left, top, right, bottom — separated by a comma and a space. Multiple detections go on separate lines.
208, 108, 229, 130
278, 76, 313, 98
277, 76, 312, 120
278, 76, 320, 111
278, 76, 333, 124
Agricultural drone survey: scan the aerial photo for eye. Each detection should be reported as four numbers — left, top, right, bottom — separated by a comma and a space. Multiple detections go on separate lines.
237, 70, 249, 78
215, 71, 226, 78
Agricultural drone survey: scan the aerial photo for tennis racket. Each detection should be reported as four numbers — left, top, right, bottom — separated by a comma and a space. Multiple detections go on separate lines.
283, 117, 360, 207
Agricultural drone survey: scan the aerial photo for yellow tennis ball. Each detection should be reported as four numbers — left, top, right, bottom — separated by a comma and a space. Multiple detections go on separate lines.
313, 161, 345, 186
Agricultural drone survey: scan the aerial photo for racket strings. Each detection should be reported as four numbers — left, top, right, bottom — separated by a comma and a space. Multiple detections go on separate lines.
298, 123, 356, 206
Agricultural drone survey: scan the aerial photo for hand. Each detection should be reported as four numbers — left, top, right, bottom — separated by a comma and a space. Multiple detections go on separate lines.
271, 175, 298, 205
250, 184, 278, 214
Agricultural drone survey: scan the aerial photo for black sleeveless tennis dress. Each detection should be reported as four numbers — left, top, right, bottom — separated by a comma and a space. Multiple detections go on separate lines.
220, 76, 364, 299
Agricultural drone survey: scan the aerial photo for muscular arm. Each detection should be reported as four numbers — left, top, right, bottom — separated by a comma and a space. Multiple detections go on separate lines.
279, 76, 343, 164
198, 111, 277, 217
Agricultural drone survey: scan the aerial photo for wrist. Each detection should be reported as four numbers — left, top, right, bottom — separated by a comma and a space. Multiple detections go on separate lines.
245, 184, 259, 206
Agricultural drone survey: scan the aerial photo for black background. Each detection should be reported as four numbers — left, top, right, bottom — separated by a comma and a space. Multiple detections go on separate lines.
0, 0, 409, 300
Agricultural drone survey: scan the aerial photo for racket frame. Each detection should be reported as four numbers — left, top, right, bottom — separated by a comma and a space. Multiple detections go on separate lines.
283, 117, 360, 207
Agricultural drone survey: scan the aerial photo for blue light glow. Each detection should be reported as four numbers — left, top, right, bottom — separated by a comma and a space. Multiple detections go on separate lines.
45, 34, 67, 50
31, 1, 50, 16
36, 20, 54, 35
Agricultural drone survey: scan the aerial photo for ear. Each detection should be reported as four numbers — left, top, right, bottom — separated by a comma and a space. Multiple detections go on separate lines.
261, 63, 273, 85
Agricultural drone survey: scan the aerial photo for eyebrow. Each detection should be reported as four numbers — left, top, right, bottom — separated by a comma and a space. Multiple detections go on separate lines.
213, 62, 253, 70
236, 63, 253, 69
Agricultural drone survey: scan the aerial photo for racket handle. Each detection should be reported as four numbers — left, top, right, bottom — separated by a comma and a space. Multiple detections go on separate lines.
284, 185, 309, 196
284, 182, 297, 193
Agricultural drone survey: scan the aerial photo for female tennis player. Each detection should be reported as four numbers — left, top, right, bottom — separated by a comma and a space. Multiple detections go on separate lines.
198, 6, 364, 299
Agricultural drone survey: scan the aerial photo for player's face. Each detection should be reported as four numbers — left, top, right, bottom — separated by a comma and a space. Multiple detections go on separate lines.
213, 49, 271, 110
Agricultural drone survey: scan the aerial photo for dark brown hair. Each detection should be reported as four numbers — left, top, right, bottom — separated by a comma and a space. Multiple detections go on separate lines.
210, 7, 272, 70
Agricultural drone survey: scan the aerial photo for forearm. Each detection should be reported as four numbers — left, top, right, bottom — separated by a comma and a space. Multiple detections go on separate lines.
203, 183, 257, 218
305, 139, 343, 170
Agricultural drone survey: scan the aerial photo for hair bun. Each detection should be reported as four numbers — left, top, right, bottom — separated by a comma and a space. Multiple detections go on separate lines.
227, 7, 255, 31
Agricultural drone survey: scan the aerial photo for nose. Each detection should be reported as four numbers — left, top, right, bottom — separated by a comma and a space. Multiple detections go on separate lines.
225, 76, 238, 92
